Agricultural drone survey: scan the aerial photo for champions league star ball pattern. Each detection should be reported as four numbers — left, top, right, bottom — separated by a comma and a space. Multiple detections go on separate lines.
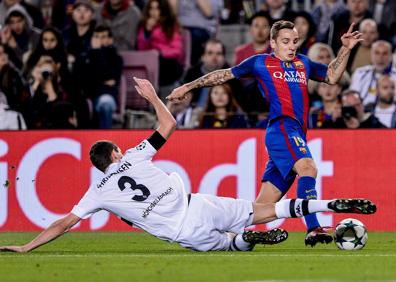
334, 218, 368, 250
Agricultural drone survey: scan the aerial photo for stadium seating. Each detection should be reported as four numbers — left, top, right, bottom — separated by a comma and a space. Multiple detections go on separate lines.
216, 24, 250, 64
113, 50, 160, 126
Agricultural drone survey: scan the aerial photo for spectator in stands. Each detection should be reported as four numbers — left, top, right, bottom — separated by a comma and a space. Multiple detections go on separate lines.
220, 0, 247, 24
0, 5, 40, 70
95, 0, 141, 51
311, 0, 346, 43
307, 42, 334, 65
27, 55, 74, 128
73, 25, 123, 129
24, 26, 70, 87
24, 26, 80, 114
50, 0, 83, 31
0, 0, 44, 29
328, 0, 371, 54
338, 89, 386, 128
0, 43, 30, 115
63, 1, 98, 129
260, 0, 296, 22
307, 44, 352, 88
0, 91, 27, 130
368, 0, 396, 49
137, 0, 184, 86
199, 83, 249, 129
171, 0, 223, 66
307, 42, 350, 107
184, 39, 228, 108
293, 11, 316, 55
63, 0, 96, 61
309, 81, 345, 129
348, 19, 379, 74
233, 11, 270, 125
166, 92, 201, 128
234, 11, 272, 65
372, 75, 396, 128
350, 40, 396, 107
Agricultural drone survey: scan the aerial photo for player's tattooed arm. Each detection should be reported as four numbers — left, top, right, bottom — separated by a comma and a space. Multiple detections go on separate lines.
167, 69, 234, 101
325, 47, 351, 84
325, 22, 362, 84
186, 68, 234, 90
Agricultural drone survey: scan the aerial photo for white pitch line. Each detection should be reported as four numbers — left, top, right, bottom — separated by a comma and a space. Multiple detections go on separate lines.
0, 253, 396, 258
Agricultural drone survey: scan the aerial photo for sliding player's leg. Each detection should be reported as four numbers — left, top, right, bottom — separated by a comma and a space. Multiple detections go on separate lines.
252, 198, 377, 225
176, 193, 288, 252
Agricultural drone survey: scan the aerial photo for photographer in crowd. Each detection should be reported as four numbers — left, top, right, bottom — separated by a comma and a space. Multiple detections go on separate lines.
27, 55, 75, 128
337, 89, 386, 129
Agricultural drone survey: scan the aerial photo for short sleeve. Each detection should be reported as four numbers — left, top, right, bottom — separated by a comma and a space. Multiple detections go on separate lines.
307, 58, 328, 82
71, 188, 102, 219
231, 55, 259, 79
123, 139, 157, 162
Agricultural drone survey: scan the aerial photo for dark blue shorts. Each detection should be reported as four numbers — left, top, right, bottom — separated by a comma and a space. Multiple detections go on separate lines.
262, 117, 312, 193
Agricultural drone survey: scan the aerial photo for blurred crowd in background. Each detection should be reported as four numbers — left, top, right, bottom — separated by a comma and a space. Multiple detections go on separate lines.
1, 0, 396, 130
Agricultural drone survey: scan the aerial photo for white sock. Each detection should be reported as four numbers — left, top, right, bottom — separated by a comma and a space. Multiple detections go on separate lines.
275, 199, 292, 218
275, 199, 332, 219
230, 234, 252, 251
308, 200, 332, 213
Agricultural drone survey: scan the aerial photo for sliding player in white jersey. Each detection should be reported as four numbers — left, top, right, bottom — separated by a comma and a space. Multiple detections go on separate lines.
0, 78, 376, 253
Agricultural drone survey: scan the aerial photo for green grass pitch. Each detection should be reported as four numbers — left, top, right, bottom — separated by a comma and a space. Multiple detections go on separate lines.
0, 232, 395, 282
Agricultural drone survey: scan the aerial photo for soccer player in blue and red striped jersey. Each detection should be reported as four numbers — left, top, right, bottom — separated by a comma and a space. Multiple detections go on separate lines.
167, 21, 363, 246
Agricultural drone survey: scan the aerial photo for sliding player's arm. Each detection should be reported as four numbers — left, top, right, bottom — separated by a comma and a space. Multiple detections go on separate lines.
134, 77, 176, 139
325, 23, 363, 84
166, 68, 235, 101
0, 213, 81, 253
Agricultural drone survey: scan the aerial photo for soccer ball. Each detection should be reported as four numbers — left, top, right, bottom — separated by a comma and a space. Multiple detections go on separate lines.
334, 218, 368, 250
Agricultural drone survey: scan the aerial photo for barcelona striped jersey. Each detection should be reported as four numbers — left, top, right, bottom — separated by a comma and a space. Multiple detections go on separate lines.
231, 53, 328, 132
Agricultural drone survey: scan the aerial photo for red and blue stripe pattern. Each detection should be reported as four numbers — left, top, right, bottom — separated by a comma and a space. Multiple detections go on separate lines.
231, 53, 328, 132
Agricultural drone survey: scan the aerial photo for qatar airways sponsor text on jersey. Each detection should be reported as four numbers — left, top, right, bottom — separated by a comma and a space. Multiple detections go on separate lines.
231, 53, 328, 130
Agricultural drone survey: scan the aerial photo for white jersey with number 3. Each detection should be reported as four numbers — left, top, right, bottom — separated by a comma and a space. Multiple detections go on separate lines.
71, 139, 189, 242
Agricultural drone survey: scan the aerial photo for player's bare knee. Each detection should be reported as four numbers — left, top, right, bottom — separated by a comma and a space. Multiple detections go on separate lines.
294, 158, 317, 177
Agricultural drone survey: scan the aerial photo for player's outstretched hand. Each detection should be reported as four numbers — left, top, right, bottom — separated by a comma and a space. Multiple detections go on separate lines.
0, 246, 26, 253
133, 77, 158, 103
341, 23, 363, 50
166, 84, 190, 101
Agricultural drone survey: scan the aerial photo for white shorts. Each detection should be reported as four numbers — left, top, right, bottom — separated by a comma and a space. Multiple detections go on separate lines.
175, 193, 254, 251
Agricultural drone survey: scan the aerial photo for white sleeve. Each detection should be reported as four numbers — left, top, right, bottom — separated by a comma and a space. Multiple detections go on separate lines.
71, 188, 102, 219
123, 139, 157, 163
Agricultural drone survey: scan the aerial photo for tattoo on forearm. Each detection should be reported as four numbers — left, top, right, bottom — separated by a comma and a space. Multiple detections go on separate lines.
186, 69, 234, 90
326, 47, 350, 83
330, 47, 350, 72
